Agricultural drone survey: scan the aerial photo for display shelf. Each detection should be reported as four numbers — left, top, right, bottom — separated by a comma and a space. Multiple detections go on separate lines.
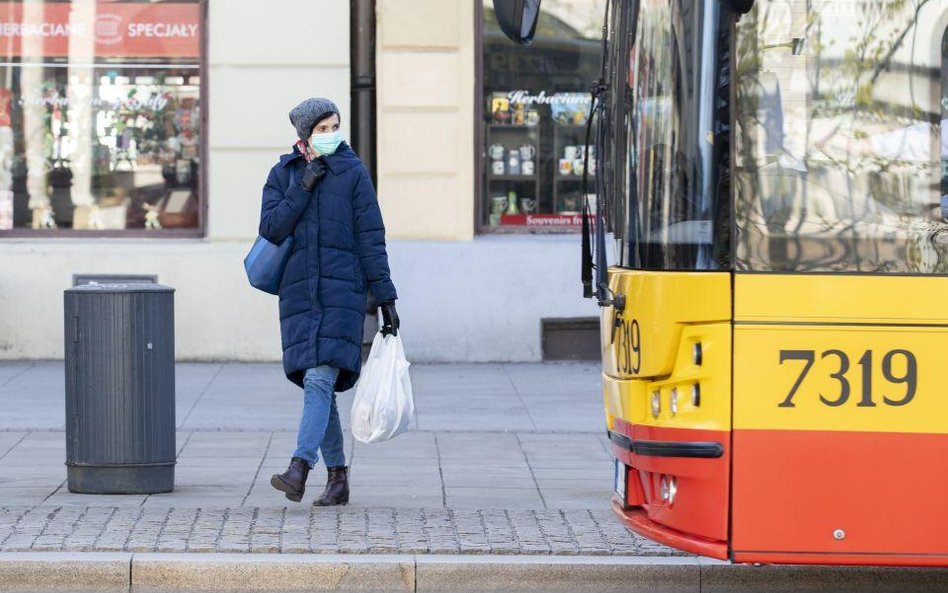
482, 90, 595, 230
485, 121, 541, 223
552, 123, 594, 214
488, 174, 540, 181
488, 124, 539, 130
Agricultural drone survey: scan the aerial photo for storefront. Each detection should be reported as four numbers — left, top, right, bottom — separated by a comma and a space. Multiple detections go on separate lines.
0, 0, 204, 237
0, 0, 349, 361
478, 0, 604, 231
1, 0, 602, 363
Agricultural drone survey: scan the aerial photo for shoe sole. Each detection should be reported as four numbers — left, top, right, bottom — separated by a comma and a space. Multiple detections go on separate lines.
270, 475, 304, 503
312, 497, 349, 507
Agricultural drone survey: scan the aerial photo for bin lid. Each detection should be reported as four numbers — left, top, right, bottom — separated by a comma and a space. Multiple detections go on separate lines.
65, 282, 175, 294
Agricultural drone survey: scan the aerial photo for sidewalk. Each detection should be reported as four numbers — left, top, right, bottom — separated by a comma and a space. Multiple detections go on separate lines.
0, 361, 672, 555
2, 361, 946, 592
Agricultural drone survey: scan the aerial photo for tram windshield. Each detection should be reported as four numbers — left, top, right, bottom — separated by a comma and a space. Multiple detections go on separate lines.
615, 0, 948, 274
615, 0, 729, 270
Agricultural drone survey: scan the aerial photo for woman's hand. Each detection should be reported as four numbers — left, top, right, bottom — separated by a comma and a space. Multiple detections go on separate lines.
300, 158, 327, 191
380, 302, 399, 337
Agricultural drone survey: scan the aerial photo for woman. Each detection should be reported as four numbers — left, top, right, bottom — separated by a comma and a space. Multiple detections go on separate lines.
259, 97, 399, 506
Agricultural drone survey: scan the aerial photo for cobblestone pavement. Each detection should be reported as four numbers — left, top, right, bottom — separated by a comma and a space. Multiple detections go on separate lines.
0, 362, 682, 557
0, 506, 680, 556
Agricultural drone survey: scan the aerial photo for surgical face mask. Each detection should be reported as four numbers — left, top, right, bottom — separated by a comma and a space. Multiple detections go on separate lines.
309, 130, 342, 155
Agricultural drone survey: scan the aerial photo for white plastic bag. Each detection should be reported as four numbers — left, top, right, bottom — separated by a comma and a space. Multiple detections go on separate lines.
350, 332, 414, 443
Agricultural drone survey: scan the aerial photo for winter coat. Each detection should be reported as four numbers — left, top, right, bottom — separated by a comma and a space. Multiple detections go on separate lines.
258, 142, 397, 392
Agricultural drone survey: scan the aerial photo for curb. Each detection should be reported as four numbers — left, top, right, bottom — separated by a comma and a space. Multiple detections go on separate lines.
132, 554, 414, 593
1, 553, 947, 593
415, 555, 700, 593
0, 553, 131, 592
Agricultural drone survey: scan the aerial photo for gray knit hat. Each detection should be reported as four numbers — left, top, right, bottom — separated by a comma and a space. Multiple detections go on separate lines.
289, 97, 340, 140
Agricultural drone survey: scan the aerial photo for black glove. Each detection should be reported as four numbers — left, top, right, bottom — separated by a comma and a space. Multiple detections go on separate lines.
299, 158, 327, 192
380, 302, 399, 337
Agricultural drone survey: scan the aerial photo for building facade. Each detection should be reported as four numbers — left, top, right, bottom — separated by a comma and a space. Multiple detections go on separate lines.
0, 0, 603, 363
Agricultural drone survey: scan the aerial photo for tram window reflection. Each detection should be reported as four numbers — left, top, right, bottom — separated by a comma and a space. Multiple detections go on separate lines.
734, 0, 948, 274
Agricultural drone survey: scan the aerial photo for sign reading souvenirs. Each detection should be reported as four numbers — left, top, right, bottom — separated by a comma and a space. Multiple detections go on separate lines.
501, 214, 584, 226
0, 3, 200, 59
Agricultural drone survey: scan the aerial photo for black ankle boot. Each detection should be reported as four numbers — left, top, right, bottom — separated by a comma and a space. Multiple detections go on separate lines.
270, 457, 310, 502
313, 466, 349, 506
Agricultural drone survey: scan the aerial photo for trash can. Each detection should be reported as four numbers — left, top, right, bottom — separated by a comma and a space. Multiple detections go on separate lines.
64, 283, 176, 494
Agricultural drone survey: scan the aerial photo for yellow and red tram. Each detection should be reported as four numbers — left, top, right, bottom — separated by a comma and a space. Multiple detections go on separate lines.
496, 0, 948, 566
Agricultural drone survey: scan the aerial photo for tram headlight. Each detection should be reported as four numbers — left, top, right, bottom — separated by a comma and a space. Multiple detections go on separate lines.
660, 476, 669, 501
651, 391, 661, 419
670, 388, 679, 416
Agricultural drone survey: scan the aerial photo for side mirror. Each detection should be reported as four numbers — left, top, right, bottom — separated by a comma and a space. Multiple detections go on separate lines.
492, 0, 542, 46
725, 0, 754, 14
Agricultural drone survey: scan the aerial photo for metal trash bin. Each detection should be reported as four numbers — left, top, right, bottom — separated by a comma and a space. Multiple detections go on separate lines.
63, 283, 176, 494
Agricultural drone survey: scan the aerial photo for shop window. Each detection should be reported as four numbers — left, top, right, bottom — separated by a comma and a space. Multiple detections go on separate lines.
480, 0, 604, 232
0, 0, 203, 237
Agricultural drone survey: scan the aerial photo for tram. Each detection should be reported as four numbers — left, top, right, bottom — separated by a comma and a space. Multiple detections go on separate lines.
495, 0, 948, 566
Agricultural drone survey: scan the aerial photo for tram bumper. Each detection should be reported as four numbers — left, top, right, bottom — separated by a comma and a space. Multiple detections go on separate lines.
606, 413, 729, 560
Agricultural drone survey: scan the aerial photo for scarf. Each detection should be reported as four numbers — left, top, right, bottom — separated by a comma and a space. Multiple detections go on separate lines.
295, 139, 318, 162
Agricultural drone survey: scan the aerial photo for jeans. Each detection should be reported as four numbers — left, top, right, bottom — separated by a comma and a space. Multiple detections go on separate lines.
292, 366, 346, 469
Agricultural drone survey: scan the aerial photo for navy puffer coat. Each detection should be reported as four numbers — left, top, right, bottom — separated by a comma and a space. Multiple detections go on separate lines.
259, 142, 397, 392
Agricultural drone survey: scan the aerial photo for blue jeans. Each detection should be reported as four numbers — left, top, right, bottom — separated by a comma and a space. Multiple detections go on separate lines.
292, 366, 346, 469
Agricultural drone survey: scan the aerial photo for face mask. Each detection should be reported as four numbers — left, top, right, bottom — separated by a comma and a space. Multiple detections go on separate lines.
309, 130, 342, 155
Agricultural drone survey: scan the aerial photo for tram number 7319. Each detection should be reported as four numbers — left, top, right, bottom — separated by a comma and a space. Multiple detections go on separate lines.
778, 349, 918, 408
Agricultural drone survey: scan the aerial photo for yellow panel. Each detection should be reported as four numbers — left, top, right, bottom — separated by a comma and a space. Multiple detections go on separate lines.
734, 325, 948, 434
603, 372, 647, 430
735, 274, 948, 324
603, 322, 733, 432
659, 323, 732, 431
601, 269, 731, 379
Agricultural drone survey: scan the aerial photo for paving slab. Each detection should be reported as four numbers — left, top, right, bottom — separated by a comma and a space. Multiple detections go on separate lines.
352, 432, 438, 460
435, 432, 523, 458
0, 363, 33, 387
524, 409, 606, 432
0, 434, 27, 461
445, 489, 545, 510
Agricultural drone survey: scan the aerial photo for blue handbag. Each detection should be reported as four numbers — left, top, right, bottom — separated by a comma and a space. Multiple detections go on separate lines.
244, 169, 296, 295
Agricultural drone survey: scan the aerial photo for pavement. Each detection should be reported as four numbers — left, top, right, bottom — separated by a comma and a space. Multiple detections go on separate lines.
1, 361, 946, 592
0, 361, 627, 514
